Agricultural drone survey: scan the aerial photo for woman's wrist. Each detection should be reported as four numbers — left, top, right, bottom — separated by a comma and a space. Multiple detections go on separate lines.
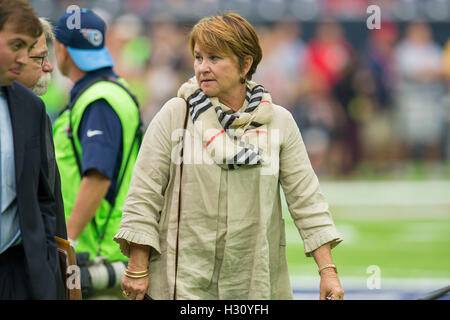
127, 263, 148, 272
128, 243, 151, 273
318, 264, 338, 276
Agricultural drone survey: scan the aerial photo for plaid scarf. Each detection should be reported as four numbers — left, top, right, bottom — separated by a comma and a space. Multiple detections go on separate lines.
177, 77, 273, 169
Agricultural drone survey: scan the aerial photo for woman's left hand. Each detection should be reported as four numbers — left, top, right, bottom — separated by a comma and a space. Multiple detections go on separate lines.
319, 268, 344, 300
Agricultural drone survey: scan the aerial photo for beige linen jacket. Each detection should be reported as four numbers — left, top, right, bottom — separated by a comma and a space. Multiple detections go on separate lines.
114, 97, 343, 300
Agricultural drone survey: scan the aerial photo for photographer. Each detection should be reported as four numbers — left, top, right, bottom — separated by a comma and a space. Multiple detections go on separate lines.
52, 9, 141, 298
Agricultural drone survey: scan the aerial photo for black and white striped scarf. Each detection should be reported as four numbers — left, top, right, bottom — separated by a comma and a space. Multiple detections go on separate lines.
177, 77, 273, 170
189, 85, 264, 126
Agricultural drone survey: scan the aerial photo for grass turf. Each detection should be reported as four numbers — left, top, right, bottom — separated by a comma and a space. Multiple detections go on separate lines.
285, 217, 450, 279
282, 180, 450, 281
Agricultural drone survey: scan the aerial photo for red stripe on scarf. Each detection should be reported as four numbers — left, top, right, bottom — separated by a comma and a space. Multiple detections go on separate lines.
243, 130, 268, 136
206, 129, 226, 148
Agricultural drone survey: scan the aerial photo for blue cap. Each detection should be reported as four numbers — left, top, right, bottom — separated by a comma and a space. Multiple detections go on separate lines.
54, 8, 114, 71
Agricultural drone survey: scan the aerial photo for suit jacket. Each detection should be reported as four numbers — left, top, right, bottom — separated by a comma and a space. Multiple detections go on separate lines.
44, 114, 68, 300
44, 114, 67, 240
4, 81, 62, 299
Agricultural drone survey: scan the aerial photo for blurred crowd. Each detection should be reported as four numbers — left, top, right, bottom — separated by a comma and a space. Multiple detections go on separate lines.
255, 19, 450, 177
35, 2, 450, 178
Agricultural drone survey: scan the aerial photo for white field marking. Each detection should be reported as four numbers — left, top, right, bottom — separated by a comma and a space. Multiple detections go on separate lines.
281, 180, 450, 206
285, 220, 450, 249
281, 180, 450, 220
288, 263, 450, 279
319, 180, 450, 206
393, 221, 450, 243
290, 275, 450, 291
284, 216, 450, 244
325, 207, 450, 220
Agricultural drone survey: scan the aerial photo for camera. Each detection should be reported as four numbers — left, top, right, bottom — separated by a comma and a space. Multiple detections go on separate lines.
76, 252, 127, 298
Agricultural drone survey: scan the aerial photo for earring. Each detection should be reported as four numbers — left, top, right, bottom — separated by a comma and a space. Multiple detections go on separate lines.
240, 76, 246, 84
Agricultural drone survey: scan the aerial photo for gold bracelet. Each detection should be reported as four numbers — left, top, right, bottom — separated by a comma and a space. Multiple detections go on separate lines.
124, 268, 149, 279
318, 264, 338, 275
125, 268, 149, 276
124, 272, 149, 279
125, 270, 149, 279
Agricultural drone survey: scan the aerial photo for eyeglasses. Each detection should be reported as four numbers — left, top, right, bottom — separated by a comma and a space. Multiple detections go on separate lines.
29, 53, 48, 66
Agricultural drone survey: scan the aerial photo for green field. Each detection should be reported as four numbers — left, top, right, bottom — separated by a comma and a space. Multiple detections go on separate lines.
283, 181, 450, 281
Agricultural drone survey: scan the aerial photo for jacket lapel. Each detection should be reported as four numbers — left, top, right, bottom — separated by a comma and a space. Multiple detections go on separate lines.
4, 83, 25, 183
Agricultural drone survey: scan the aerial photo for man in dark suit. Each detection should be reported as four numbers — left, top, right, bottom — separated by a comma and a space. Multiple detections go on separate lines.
0, 0, 60, 299
14, 18, 66, 236
15, 16, 69, 300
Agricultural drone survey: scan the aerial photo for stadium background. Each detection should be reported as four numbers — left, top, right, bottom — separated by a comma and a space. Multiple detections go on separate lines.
30, 0, 450, 299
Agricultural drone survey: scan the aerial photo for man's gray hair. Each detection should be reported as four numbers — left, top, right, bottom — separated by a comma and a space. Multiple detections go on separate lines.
39, 17, 54, 41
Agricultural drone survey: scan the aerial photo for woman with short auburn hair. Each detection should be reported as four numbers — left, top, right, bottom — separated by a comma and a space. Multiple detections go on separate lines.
115, 12, 344, 300
189, 13, 262, 82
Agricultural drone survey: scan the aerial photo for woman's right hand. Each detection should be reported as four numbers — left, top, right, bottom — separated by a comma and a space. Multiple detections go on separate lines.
121, 272, 150, 300
121, 243, 151, 300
